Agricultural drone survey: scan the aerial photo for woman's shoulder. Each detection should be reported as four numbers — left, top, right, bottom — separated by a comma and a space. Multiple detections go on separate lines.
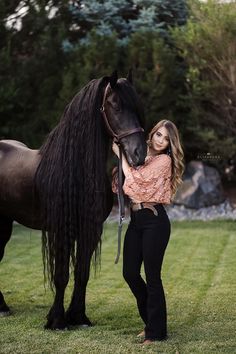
147, 153, 171, 165
157, 153, 171, 160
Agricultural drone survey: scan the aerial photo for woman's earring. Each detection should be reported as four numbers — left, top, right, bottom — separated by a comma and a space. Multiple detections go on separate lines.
167, 146, 171, 156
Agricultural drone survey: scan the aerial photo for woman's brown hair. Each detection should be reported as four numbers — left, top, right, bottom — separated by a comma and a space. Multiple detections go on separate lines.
147, 119, 185, 199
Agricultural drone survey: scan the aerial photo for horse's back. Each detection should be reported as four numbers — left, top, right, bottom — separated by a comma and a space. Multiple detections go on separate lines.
0, 139, 40, 174
0, 140, 28, 149
0, 140, 41, 228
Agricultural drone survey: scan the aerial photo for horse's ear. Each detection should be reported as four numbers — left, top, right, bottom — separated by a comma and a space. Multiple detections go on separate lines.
109, 70, 118, 88
127, 69, 133, 84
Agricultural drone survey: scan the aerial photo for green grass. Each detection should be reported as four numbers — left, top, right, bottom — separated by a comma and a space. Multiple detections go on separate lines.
0, 220, 236, 354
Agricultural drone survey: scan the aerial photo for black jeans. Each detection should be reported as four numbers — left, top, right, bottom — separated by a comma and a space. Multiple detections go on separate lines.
123, 204, 171, 341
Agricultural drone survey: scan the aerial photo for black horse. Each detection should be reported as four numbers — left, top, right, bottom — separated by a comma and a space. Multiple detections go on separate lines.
0, 71, 146, 329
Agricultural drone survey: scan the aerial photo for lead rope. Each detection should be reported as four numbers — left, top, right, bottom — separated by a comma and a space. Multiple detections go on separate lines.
114, 145, 125, 264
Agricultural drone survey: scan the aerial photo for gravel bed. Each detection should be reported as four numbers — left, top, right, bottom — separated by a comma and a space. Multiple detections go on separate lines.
107, 199, 236, 223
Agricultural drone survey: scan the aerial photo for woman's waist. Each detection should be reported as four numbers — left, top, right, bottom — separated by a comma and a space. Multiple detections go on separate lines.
130, 201, 163, 216
128, 192, 171, 206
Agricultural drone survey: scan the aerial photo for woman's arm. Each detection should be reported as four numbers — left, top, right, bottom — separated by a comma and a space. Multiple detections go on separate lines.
112, 141, 131, 177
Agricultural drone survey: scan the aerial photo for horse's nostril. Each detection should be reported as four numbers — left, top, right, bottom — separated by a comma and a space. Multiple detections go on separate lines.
134, 148, 139, 157
132, 148, 145, 166
132, 149, 139, 164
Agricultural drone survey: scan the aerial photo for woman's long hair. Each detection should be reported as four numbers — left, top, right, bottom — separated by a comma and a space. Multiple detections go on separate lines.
147, 119, 185, 199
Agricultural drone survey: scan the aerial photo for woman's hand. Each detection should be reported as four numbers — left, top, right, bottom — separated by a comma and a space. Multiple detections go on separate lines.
112, 141, 120, 158
112, 141, 131, 177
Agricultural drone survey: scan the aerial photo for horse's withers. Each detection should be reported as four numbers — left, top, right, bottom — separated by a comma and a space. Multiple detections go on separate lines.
0, 140, 41, 229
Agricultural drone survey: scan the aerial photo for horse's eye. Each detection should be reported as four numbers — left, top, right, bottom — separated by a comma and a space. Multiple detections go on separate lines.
112, 102, 121, 111
107, 95, 121, 111
107, 100, 121, 111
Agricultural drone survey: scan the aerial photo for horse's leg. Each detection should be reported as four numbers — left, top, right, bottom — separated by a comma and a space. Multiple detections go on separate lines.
0, 215, 13, 316
65, 251, 93, 327
65, 225, 103, 327
44, 241, 70, 330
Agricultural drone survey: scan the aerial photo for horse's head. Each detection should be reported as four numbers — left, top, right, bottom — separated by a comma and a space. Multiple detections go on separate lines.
101, 71, 147, 166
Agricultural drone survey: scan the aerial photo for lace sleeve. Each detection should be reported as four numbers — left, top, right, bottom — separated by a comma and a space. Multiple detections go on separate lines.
123, 154, 172, 202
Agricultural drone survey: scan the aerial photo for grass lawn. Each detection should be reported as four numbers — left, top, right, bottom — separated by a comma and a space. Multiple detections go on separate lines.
0, 220, 236, 354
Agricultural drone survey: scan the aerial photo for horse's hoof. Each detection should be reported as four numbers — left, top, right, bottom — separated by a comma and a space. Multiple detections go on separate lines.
44, 321, 68, 330
44, 317, 67, 330
0, 310, 11, 317
82, 318, 93, 327
78, 324, 90, 328
65, 311, 93, 327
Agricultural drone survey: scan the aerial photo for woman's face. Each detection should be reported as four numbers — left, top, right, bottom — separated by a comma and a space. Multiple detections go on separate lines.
151, 126, 170, 153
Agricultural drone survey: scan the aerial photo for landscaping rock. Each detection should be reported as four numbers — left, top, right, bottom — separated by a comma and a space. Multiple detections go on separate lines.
173, 161, 225, 208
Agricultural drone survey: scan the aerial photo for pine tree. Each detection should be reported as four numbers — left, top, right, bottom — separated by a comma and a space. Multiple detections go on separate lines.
64, 0, 188, 44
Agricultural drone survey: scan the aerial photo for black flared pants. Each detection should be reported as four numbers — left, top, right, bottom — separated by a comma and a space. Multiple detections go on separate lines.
123, 204, 171, 341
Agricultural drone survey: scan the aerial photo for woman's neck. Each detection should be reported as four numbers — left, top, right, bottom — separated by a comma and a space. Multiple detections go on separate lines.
147, 147, 160, 157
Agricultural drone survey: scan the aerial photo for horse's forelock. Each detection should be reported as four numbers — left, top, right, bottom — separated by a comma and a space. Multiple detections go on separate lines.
115, 79, 145, 126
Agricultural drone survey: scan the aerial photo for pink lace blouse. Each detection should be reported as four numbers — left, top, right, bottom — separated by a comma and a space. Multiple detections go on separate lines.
112, 154, 172, 204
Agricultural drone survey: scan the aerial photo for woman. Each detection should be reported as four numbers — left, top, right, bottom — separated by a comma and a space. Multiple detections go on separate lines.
112, 119, 184, 344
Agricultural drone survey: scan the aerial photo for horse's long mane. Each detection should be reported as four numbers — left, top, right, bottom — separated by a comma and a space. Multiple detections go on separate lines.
35, 77, 110, 286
